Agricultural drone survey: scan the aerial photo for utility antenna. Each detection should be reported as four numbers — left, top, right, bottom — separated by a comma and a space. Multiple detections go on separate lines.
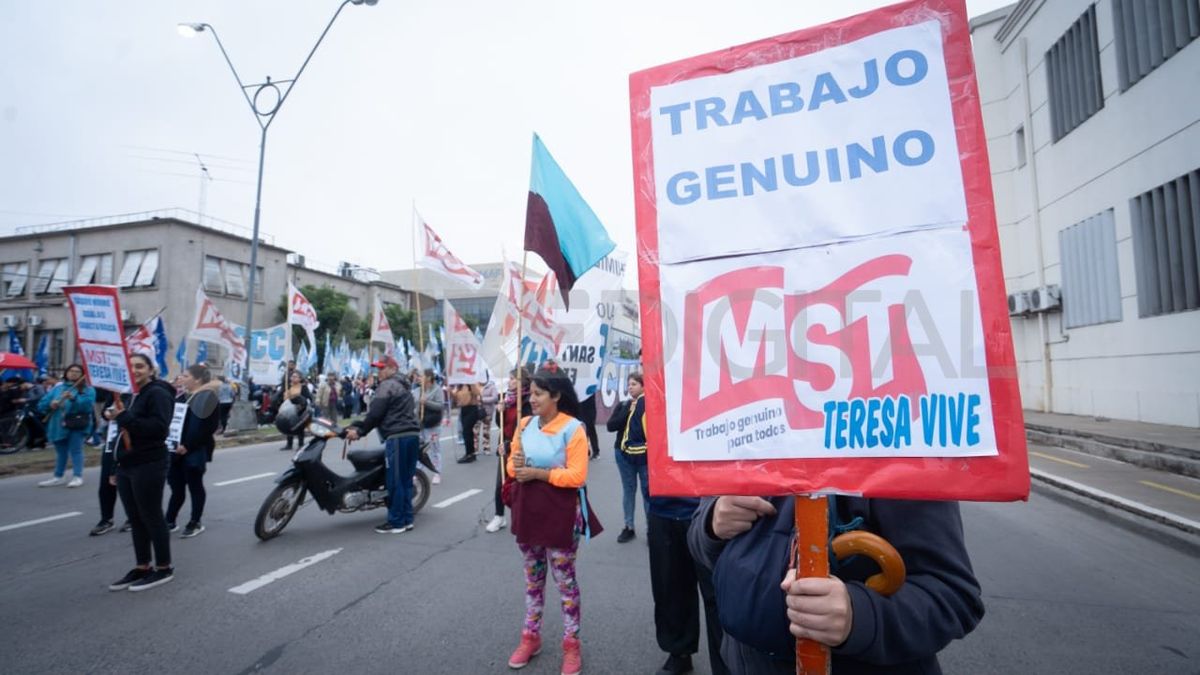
193, 153, 214, 223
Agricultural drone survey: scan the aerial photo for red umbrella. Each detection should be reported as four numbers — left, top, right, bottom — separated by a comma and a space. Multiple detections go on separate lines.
0, 352, 37, 370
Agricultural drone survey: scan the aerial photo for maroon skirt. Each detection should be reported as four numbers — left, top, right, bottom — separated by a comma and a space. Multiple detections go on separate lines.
510, 480, 604, 549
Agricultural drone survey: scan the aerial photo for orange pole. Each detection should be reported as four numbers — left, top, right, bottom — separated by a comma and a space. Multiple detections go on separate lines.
794, 495, 830, 675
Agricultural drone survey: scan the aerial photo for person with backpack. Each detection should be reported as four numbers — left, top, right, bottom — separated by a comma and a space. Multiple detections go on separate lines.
416, 369, 444, 484
605, 372, 649, 543
105, 353, 177, 592
36, 363, 96, 488
165, 364, 220, 538
505, 364, 603, 675
688, 494, 984, 674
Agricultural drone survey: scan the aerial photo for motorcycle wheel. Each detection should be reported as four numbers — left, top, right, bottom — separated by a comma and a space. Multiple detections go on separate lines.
0, 418, 25, 454
412, 469, 431, 514
254, 480, 306, 541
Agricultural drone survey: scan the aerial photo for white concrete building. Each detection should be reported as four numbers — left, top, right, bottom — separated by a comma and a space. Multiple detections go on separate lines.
971, 0, 1200, 427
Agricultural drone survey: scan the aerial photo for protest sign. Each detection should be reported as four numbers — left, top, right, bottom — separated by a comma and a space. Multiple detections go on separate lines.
233, 323, 291, 384
63, 285, 135, 393
629, 0, 1027, 501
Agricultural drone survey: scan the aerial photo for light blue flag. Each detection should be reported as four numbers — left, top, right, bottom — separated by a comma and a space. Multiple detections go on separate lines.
196, 340, 208, 364
323, 332, 333, 373
152, 318, 170, 376
175, 339, 188, 371
7, 328, 29, 381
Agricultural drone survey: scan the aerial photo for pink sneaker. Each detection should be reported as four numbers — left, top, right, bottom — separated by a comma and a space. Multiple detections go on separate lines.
507, 631, 541, 669
560, 637, 582, 675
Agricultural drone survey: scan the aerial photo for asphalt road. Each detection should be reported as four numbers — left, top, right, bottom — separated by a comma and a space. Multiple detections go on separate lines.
0, 427, 1197, 675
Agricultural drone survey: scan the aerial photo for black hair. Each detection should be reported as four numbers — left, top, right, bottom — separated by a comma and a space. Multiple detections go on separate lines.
63, 363, 85, 376
186, 364, 212, 383
129, 353, 155, 372
530, 364, 580, 419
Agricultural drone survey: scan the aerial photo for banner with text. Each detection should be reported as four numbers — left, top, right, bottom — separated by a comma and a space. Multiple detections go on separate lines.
63, 285, 136, 393
629, 0, 1027, 500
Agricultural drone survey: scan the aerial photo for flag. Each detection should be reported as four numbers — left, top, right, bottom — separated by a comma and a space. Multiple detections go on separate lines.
524, 133, 616, 309
417, 210, 485, 290
444, 302, 485, 384
296, 342, 310, 374
34, 334, 49, 378
188, 286, 246, 367
323, 332, 333, 373
125, 315, 170, 375
287, 283, 320, 350
196, 340, 209, 364
175, 338, 187, 372
7, 328, 29, 381
371, 298, 395, 355
428, 324, 440, 356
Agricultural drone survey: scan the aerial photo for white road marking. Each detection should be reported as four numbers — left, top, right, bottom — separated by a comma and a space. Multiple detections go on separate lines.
228, 548, 342, 595
214, 472, 277, 487
433, 488, 483, 509
0, 511, 83, 533
1031, 468, 1200, 535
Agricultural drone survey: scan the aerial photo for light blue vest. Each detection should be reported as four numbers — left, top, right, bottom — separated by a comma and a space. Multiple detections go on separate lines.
520, 416, 582, 470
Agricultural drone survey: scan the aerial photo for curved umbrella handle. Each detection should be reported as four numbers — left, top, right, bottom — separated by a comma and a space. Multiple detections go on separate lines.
831, 531, 906, 596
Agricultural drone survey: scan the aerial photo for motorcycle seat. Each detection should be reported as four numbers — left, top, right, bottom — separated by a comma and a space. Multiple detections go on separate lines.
347, 447, 386, 467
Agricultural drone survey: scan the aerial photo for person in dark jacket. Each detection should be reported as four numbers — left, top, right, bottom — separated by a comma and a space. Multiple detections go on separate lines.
605, 373, 648, 543
345, 356, 420, 534
165, 364, 220, 538
688, 495, 984, 674
278, 370, 312, 451
104, 353, 177, 592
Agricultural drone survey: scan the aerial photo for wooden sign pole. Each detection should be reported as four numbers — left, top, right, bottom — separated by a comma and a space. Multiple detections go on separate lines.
795, 495, 831, 675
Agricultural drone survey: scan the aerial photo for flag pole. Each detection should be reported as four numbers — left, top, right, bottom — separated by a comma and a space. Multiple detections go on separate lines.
413, 201, 428, 429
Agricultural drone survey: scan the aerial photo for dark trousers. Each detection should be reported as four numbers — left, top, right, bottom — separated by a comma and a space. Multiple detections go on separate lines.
218, 403, 232, 430
494, 443, 508, 516
648, 512, 728, 675
384, 435, 420, 528
286, 430, 305, 448
116, 459, 171, 568
166, 454, 207, 525
460, 405, 480, 457
98, 450, 120, 523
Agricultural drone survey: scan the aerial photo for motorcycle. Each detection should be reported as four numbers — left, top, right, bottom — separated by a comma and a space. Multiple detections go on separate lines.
0, 406, 47, 454
253, 417, 434, 540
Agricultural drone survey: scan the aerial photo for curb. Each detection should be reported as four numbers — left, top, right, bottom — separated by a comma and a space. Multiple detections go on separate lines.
0, 432, 287, 478
1030, 467, 1200, 537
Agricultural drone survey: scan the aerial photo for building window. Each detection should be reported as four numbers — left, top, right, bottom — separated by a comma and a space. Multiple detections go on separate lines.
73, 253, 114, 285
2, 262, 29, 298
1060, 209, 1123, 327
1046, 5, 1104, 142
1112, 0, 1200, 91
1015, 125, 1027, 168
117, 249, 159, 288
1131, 168, 1200, 318
203, 255, 263, 300
33, 258, 69, 295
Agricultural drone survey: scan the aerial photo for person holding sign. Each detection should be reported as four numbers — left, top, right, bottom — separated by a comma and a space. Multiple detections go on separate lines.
687, 495, 983, 673
505, 364, 603, 675
165, 365, 221, 538
105, 353, 177, 592
35, 364, 95, 488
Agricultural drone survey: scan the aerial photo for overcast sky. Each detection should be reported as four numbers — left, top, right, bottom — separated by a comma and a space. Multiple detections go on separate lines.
0, 0, 1011, 283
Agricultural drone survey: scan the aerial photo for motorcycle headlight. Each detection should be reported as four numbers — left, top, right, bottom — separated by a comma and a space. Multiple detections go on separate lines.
308, 419, 339, 440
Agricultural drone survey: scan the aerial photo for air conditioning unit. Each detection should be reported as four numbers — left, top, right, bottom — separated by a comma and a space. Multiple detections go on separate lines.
1007, 291, 1031, 316
119, 310, 134, 322
1030, 285, 1062, 313
1, 315, 19, 328
27, 315, 43, 327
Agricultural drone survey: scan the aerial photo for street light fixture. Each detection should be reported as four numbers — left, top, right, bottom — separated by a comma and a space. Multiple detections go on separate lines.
179, 1, 376, 429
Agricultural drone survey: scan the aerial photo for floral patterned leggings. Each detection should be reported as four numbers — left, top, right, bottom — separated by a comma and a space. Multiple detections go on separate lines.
518, 541, 581, 639
421, 428, 442, 475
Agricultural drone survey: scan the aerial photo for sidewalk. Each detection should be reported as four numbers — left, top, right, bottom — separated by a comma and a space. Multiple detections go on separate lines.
1024, 410, 1200, 456
1028, 443, 1200, 537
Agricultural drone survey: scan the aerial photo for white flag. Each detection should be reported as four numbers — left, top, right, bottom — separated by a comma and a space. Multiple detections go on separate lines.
417, 210, 485, 290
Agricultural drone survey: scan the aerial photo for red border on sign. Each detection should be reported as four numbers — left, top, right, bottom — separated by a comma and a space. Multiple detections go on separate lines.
628, 0, 1028, 501
63, 285, 139, 394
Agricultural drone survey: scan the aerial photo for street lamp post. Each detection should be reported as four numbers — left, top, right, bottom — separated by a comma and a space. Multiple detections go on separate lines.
179, 0, 377, 430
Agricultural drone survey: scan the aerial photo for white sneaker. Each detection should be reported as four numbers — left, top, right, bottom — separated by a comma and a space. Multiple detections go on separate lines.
431, 473, 441, 485
38, 477, 65, 487
485, 515, 507, 533
67, 477, 84, 488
